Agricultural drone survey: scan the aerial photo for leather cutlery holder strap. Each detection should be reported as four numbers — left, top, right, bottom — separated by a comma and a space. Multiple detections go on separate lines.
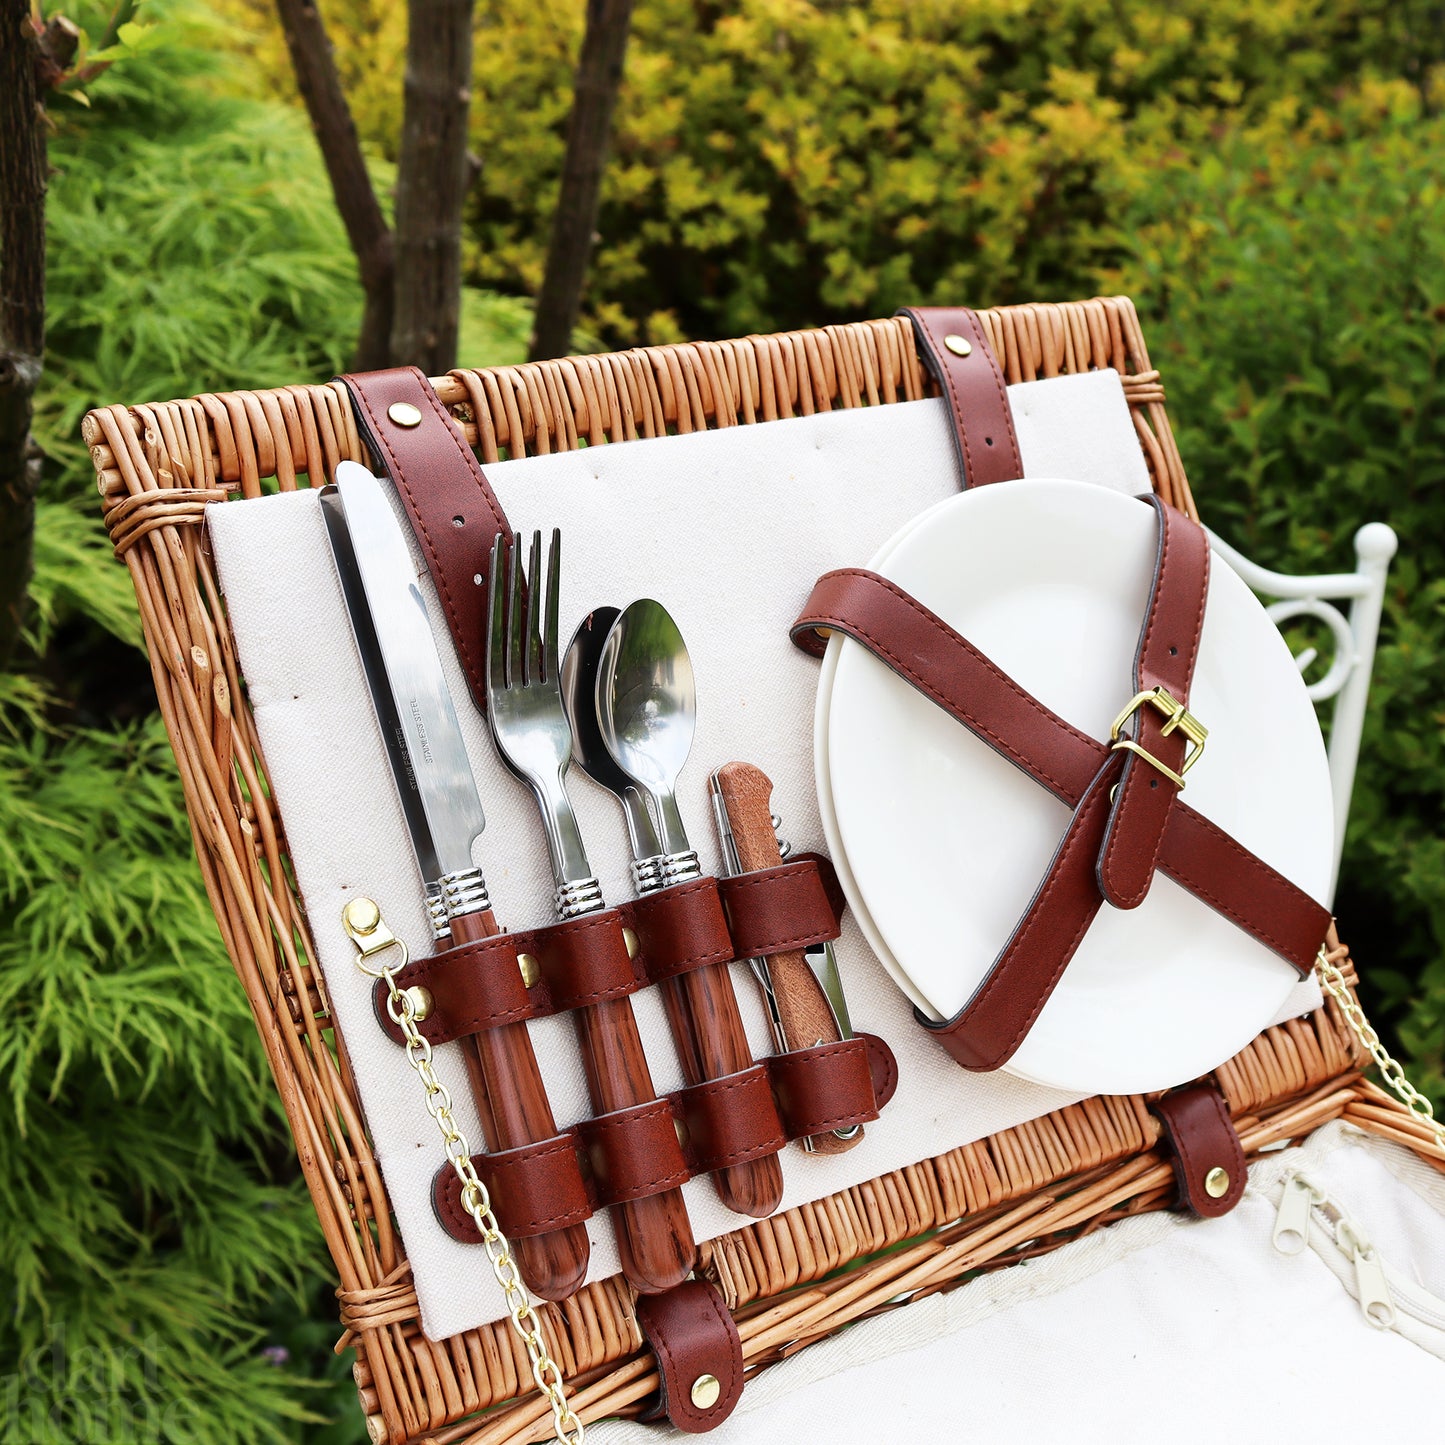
433, 1037, 898, 1243
372, 860, 843, 1045
340, 367, 513, 716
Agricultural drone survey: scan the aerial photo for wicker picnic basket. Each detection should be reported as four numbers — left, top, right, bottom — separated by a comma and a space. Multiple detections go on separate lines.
85, 296, 1445, 1445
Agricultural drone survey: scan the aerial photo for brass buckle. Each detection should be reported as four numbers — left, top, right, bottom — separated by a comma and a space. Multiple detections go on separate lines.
1108, 686, 1208, 791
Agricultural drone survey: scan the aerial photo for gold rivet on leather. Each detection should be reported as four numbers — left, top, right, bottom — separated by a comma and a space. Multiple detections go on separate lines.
1204, 1166, 1230, 1198
690, 1374, 721, 1410
403, 985, 433, 1022
622, 926, 640, 959
387, 401, 423, 428
943, 333, 972, 357
343, 897, 381, 936
517, 952, 540, 988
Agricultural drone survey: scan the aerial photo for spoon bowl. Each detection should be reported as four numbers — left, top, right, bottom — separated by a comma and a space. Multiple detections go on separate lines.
562, 607, 663, 863
596, 599, 697, 855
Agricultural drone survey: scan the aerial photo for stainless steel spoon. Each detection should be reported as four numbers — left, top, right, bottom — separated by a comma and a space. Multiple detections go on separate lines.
561, 606, 664, 878
585, 599, 783, 1216
595, 598, 698, 870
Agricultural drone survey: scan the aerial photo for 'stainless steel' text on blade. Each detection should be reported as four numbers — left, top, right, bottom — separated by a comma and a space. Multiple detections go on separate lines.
324, 462, 487, 886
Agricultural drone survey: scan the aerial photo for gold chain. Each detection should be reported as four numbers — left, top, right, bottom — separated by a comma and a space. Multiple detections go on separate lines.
345, 901, 584, 1444
1315, 948, 1445, 1157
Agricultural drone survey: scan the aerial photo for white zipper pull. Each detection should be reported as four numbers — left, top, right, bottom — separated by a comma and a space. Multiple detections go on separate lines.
1272, 1173, 1321, 1255
1336, 1218, 1397, 1330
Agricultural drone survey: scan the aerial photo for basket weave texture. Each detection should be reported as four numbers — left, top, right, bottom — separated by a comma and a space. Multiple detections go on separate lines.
84, 298, 1443, 1445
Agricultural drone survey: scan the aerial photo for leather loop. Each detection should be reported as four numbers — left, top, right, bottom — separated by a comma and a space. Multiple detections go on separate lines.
375, 881, 761, 1045
340, 368, 510, 715
636, 1280, 744, 1433
668, 1066, 786, 1175
1151, 1083, 1247, 1219
1096, 495, 1211, 909
716, 856, 843, 960
623, 877, 735, 985
860, 1030, 900, 1110
576, 1100, 691, 1207
431, 1133, 591, 1243
373, 930, 535, 1045
898, 306, 1023, 489
373, 907, 643, 1045
767, 1037, 882, 1138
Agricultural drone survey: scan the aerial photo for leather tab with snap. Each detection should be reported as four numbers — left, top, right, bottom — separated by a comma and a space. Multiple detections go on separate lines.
635, 1280, 744, 1433
1151, 1082, 1247, 1219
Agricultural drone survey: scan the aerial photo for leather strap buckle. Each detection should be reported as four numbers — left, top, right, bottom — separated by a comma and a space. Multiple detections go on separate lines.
1109, 685, 1208, 789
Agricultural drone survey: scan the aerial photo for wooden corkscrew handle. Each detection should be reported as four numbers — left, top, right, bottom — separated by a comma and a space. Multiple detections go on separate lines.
714, 761, 864, 1155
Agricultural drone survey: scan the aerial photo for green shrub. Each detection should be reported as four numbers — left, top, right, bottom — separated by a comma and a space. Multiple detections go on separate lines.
2, 9, 364, 1439
1113, 90, 1445, 1101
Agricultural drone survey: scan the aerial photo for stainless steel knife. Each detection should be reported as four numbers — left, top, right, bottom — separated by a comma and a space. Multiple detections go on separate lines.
321, 461, 591, 1300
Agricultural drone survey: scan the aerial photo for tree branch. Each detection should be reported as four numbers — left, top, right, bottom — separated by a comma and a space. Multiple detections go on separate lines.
390, 0, 474, 374
273, 0, 395, 369
0, 0, 49, 669
529, 0, 635, 361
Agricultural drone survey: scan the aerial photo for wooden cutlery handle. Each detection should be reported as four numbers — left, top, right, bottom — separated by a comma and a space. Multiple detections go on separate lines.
446, 909, 592, 1300
660, 965, 784, 1218
714, 761, 863, 1155
574, 994, 698, 1293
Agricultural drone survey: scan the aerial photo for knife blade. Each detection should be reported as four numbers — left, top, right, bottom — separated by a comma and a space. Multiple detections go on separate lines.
322, 463, 591, 1299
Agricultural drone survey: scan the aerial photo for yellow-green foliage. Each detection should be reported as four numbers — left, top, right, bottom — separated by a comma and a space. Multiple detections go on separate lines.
222, 0, 1445, 345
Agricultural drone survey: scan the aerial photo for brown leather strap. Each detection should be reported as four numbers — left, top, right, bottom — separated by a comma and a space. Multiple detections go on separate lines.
1097, 497, 1210, 908
623, 878, 735, 983
377, 864, 849, 1044
715, 857, 843, 959
790, 563, 1328, 974
767, 1037, 883, 1137
636, 1281, 744, 1433
340, 368, 509, 714
575, 1099, 691, 1207
1152, 1083, 1247, 1218
432, 1133, 592, 1240
791, 499, 1329, 1072
671, 1066, 786, 1173
433, 1031, 897, 1243
899, 306, 1023, 488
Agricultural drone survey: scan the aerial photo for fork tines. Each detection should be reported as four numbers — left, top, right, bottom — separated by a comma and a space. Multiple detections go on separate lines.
488, 529, 563, 689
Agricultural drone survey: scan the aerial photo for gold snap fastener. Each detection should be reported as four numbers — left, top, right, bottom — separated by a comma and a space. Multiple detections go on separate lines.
518, 952, 540, 988
690, 1374, 721, 1410
387, 401, 423, 428
343, 897, 381, 936
1204, 1166, 1230, 1198
403, 985, 434, 1022
943, 333, 972, 357
622, 926, 640, 959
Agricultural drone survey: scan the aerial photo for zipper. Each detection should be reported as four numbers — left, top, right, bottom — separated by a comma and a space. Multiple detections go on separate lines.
1272, 1170, 1445, 1334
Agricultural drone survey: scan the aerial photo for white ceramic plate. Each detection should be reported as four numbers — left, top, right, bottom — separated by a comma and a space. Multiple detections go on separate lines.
816, 479, 1333, 1095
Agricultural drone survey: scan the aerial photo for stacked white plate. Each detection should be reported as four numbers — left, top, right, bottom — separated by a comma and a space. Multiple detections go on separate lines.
815, 478, 1335, 1096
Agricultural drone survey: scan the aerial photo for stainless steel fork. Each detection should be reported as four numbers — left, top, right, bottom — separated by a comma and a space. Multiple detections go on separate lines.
485, 529, 698, 1293
485, 530, 605, 919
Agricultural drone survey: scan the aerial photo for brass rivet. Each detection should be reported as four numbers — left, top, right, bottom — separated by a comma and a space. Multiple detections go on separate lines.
387, 401, 423, 428
343, 897, 380, 936
1204, 1166, 1230, 1199
674, 1117, 689, 1148
622, 926, 640, 960
943, 333, 972, 357
689, 1374, 720, 1411
518, 952, 540, 988
404, 985, 434, 1022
